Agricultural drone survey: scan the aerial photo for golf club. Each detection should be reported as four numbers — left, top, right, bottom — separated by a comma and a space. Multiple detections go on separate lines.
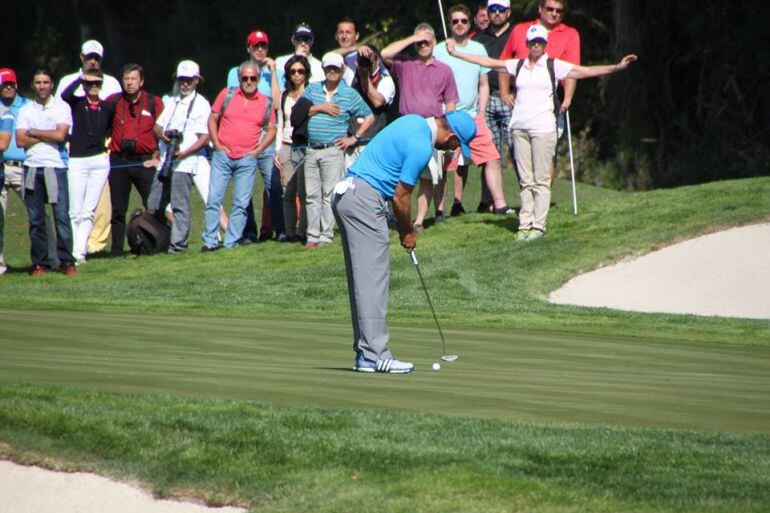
409, 250, 458, 362
566, 110, 578, 215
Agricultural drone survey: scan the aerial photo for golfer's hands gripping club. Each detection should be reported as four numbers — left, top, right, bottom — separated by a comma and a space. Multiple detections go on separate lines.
400, 229, 417, 252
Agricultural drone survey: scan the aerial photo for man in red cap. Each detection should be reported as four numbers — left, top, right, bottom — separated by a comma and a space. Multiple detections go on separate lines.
226, 30, 284, 243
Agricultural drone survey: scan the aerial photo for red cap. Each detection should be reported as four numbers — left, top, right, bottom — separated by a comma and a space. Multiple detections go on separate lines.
0, 68, 17, 85
246, 31, 269, 46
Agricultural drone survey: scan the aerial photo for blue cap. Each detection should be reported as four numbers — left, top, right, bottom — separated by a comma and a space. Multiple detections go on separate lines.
445, 111, 476, 159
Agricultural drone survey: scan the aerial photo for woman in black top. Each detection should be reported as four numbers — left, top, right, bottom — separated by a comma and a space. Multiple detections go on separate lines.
61, 70, 115, 262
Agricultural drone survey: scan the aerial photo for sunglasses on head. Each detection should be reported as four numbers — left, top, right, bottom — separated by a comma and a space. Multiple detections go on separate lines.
488, 5, 508, 13
289, 68, 307, 75
240, 76, 258, 83
451, 18, 469, 25
545, 6, 564, 13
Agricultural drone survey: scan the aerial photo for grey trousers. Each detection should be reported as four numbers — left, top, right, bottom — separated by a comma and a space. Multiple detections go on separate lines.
332, 177, 393, 364
148, 170, 193, 253
304, 146, 344, 244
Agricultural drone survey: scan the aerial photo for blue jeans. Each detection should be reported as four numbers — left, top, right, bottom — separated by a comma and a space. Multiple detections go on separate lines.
203, 151, 257, 248
243, 147, 285, 240
24, 167, 74, 269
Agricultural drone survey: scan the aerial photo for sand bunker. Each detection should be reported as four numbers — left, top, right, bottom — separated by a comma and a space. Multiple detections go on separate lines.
0, 460, 246, 513
550, 223, 770, 319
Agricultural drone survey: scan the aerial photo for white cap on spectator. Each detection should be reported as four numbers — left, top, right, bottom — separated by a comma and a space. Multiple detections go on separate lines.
174, 60, 204, 82
321, 52, 344, 69
526, 24, 549, 42
81, 40, 104, 57
487, 0, 510, 8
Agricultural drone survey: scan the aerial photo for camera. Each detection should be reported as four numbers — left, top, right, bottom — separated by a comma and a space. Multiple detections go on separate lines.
158, 130, 183, 183
120, 138, 137, 155
357, 54, 373, 72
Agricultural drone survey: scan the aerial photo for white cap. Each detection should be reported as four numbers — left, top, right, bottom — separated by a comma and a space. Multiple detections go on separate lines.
321, 52, 344, 69
526, 24, 549, 42
81, 40, 104, 57
487, 0, 510, 8
175, 60, 203, 81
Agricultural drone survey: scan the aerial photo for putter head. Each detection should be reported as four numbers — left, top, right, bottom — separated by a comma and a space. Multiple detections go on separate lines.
441, 354, 459, 362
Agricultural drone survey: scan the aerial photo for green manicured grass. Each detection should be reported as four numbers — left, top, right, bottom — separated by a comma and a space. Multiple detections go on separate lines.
1, 384, 768, 513
1, 310, 769, 434
0, 176, 768, 346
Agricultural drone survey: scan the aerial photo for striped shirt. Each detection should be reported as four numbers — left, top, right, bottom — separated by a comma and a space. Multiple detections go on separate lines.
302, 81, 372, 144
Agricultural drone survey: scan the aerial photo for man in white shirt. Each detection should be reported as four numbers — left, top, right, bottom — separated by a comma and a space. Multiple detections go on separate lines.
275, 23, 325, 86
148, 61, 211, 254
56, 40, 121, 256
15, 67, 76, 275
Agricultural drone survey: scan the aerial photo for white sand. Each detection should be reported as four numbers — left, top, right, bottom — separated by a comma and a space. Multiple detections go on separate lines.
550, 223, 770, 319
0, 460, 247, 513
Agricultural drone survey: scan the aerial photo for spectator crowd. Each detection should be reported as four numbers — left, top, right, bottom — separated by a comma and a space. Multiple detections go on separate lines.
1, 0, 591, 275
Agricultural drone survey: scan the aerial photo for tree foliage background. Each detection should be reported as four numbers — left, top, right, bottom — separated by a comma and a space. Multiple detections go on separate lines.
2, 0, 768, 190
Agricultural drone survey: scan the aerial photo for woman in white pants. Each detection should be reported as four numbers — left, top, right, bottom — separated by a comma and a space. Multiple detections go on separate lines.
446, 26, 636, 240
61, 70, 115, 262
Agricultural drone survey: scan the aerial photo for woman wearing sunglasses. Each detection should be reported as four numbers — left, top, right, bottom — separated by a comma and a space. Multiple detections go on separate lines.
61, 70, 116, 263
446, 26, 637, 240
274, 55, 311, 243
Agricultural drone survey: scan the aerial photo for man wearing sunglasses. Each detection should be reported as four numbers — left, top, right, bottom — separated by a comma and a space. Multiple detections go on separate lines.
203, 62, 277, 250
275, 23, 325, 86
435, 3, 516, 218
226, 30, 283, 244
471, 0, 515, 213
56, 40, 122, 257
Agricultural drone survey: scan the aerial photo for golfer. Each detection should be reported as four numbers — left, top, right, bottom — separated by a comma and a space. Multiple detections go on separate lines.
332, 110, 476, 374
447, 26, 637, 240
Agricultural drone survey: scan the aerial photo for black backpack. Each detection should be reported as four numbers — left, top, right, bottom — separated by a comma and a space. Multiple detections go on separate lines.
126, 209, 170, 255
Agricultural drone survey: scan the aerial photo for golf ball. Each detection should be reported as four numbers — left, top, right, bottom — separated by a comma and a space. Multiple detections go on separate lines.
432, 362, 441, 371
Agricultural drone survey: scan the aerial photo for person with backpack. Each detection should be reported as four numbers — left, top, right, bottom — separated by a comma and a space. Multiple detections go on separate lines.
446, 26, 637, 240
202, 62, 277, 250
106, 64, 163, 257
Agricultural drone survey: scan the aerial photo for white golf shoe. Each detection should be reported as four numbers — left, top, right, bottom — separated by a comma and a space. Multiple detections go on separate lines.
354, 358, 415, 374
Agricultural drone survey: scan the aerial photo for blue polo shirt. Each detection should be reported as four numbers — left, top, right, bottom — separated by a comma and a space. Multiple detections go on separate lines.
303, 81, 371, 144
348, 114, 433, 200
1, 94, 30, 163
226, 65, 273, 96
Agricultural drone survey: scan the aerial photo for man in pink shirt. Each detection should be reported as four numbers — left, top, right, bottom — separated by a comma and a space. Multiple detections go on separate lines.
381, 23, 460, 230
202, 62, 277, 250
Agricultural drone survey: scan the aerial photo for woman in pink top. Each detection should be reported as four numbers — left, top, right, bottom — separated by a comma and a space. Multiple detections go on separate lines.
446, 26, 636, 240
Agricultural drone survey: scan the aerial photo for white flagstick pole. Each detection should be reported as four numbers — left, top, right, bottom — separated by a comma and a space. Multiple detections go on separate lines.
437, 0, 449, 39
566, 110, 578, 215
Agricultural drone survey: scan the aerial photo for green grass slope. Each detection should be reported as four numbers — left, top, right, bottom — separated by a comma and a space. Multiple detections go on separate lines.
1, 176, 768, 345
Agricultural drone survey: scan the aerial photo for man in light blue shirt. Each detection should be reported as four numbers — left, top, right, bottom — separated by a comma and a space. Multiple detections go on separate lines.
434, 3, 514, 217
332, 111, 476, 374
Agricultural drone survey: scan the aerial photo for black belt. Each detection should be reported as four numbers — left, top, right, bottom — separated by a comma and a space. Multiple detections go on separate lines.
113, 153, 153, 162
308, 143, 337, 150
3, 160, 24, 167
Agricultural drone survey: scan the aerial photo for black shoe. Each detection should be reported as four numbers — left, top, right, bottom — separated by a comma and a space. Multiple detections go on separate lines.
494, 206, 517, 216
434, 210, 445, 223
201, 245, 220, 253
451, 201, 465, 216
476, 201, 491, 213
258, 232, 272, 242
276, 232, 289, 242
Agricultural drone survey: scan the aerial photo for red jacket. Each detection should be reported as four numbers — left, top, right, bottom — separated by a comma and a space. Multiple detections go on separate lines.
107, 91, 163, 156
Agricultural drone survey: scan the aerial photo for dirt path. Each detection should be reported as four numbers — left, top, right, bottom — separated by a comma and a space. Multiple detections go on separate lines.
550, 223, 770, 319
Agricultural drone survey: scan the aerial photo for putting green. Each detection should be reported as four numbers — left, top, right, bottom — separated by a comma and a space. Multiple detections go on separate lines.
1, 309, 767, 434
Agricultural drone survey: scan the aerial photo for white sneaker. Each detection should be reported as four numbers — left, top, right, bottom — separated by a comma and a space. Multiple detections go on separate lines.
354, 358, 415, 374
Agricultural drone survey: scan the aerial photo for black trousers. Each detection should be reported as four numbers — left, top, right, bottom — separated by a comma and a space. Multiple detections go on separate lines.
108, 153, 155, 256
